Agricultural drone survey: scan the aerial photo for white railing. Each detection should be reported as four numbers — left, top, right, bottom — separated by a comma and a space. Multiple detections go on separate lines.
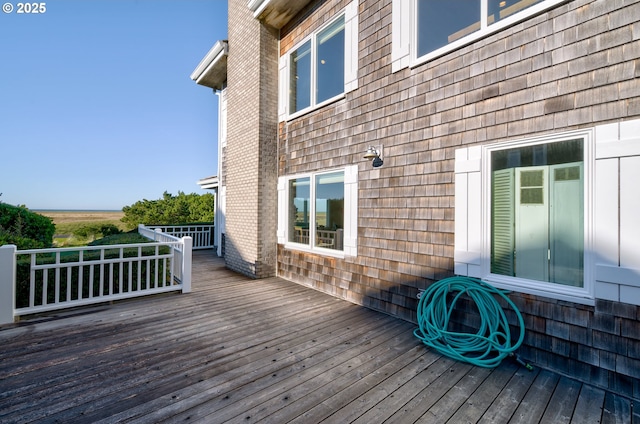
137, 225, 191, 284
141, 223, 214, 250
0, 236, 192, 324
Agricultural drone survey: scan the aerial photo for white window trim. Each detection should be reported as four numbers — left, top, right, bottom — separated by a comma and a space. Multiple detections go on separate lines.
456, 119, 640, 306
392, 0, 567, 72
456, 129, 596, 305
279, 0, 358, 121
483, 130, 595, 304
277, 165, 358, 258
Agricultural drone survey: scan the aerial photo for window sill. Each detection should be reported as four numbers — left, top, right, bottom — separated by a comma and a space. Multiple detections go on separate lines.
482, 274, 595, 306
283, 242, 346, 259
284, 93, 345, 122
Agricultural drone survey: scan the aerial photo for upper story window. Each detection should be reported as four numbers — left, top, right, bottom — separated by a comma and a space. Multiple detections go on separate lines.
279, 1, 358, 121
392, 0, 566, 71
417, 0, 545, 56
289, 17, 345, 114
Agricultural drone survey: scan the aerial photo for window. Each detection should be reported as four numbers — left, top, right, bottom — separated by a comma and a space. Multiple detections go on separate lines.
454, 131, 594, 304
490, 139, 584, 287
288, 172, 345, 250
392, 0, 566, 71
278, 166, 358, 257
417, 0, 482, 56
417, 0, 547, 57
289, 17, 345, 114
289, 41, 312, 113
279, 1, 358, 120
455, 118, 640, 307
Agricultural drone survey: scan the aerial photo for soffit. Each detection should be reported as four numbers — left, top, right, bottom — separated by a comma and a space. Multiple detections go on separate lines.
198, 175, 219, 190
190, 40, 228, 90
248, 0, 313, 29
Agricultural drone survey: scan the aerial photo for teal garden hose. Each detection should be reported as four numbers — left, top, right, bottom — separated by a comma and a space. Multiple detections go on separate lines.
414, 276, 530, 369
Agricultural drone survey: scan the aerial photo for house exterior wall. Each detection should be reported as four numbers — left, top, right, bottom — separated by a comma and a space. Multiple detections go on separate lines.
226, 0, 279, 278
275, 0, 640, 398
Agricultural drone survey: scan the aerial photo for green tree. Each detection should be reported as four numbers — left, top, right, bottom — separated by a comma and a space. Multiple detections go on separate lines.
121, 191, 214, 229
0, 203, 56, 249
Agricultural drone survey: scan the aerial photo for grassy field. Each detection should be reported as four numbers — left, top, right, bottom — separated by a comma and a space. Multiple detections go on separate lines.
37, 211, 125, 225
36, 211, 128, 247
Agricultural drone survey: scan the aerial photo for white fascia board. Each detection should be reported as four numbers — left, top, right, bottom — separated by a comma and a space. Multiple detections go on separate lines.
190, 40, 228, 83
197, 176, 219, 190
247, 0, 269, 17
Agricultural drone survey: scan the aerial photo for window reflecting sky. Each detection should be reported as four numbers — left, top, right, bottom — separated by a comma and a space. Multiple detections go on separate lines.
417, 0, 480, 55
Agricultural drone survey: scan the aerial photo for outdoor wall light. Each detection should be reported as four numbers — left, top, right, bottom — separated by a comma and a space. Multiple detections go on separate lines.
363, 145, 383, 167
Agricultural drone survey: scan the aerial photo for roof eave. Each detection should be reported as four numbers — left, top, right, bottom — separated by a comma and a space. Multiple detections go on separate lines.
190, 40, 228, 90
247, 0, 313, 29
198, 176, 219, 190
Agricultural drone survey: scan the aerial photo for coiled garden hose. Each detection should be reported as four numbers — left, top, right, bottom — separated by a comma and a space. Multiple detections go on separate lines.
414, 276, 530, 369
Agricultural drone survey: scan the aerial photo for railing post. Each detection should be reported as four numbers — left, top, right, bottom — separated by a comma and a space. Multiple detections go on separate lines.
0, 245, 17, 325
181, 236, 192, 293
210, 225, 215, 249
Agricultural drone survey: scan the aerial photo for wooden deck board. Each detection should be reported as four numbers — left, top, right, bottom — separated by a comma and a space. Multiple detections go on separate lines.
287, 345, 437, 423
539, 376, 582, 424
571, 384, 606, 424
347, 356, 458, 424
99, 307, 390, 424
477, 366, 542, 424
0, 250, 635, 424
446, 360, 520, 423
509, 369, 560, 424
602, 391, 632, 424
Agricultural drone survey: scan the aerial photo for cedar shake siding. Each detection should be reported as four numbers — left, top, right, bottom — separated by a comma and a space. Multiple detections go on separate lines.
274, 0, 640, 399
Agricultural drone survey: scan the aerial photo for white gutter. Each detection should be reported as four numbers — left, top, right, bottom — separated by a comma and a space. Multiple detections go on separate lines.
190, 40, 229, 84
247, 0, 269, 17
198, 176, 219, 190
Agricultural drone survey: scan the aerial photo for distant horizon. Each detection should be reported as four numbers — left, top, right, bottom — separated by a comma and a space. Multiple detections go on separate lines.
32, 208, 123, 213
1, 201, 123, 213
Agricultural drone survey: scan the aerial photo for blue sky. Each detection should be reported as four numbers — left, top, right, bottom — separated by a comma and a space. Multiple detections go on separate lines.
0, 0, 227, 210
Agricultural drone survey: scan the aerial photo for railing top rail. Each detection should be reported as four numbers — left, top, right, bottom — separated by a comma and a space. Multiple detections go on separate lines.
138, 227, 181, 242
16, 241, 182, 255
146, 222, 214, 227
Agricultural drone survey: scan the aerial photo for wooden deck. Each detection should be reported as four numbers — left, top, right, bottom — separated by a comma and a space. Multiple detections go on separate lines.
0, 250, 637, 424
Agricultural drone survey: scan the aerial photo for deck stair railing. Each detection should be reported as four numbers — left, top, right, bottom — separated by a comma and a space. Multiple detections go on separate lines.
0, 230, 192, 325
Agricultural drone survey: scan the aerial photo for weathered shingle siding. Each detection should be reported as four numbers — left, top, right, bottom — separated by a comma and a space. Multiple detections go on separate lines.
226, 0, 279, 278
275, 0, 640, 398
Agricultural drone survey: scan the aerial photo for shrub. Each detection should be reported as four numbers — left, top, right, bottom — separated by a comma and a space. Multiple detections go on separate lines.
73, 224, 101, 238
121, 191, 214, 229
72, 223, 122, 239
0, 204, 55, 249
88, 231, 149, 246
100, 224, 122, 237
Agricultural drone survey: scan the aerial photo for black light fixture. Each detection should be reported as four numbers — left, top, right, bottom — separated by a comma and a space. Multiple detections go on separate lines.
363, 145, 383, 167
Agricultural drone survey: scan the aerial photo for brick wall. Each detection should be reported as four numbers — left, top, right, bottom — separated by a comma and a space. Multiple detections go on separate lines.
275, 0, 640, 398
226, 0, 278, 278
